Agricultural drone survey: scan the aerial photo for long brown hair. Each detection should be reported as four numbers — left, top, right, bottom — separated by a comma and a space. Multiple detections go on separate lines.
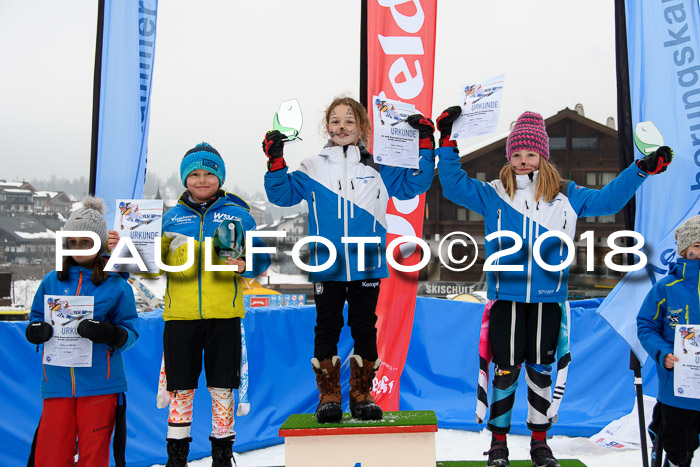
321, 96, 372, 147
57, 252, 109, 286
498, 158, 563, 202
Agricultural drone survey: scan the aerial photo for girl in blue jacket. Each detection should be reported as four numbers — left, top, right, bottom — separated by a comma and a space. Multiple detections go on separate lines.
436, 107, 672, 467
26, 197, 138, 467
638, 215, 700, 467
262, 96, 435, 423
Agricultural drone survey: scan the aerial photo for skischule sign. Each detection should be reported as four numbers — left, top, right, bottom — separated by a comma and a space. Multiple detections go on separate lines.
418, 282, 472, 297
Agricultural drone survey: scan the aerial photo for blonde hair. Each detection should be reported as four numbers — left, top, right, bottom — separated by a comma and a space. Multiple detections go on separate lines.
320, 96, 372, 146
498, 157, 563, 202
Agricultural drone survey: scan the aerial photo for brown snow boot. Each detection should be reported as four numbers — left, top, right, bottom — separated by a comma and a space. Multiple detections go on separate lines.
348, 355, 383, 420
311, 356, 342, 423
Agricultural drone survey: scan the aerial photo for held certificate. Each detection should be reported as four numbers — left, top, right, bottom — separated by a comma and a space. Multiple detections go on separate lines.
673, 324, 700, 399
112, 199, 163, 273
451, 74, 505, 140
43, 295, 94, 367
372, 94, 419, 169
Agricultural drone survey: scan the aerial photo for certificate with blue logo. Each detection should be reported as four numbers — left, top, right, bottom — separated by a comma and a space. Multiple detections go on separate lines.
43, 295, 94, 367
674, 324, 700, 399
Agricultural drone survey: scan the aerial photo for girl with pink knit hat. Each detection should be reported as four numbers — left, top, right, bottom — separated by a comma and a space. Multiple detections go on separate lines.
435, 107, 673, 467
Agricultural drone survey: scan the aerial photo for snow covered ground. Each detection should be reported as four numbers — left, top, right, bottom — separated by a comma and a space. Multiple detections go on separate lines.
149, 396, 700, 466
149, 429, 654, 467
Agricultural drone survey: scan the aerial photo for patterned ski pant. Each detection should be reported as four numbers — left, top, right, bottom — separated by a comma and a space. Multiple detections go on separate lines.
167, 387, 236, 440
487, 300, 560, 434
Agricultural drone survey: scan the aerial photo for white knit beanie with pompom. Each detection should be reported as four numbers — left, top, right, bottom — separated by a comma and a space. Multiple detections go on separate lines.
63, 196, 108, 250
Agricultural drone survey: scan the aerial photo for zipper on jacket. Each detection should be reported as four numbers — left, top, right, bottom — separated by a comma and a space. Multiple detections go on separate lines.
197, 218, 204, 319
496, 209, 502, 295
374, 189, 382, 267
343, 146, 351, 281
180, 201, 207, 319
337, 180, 342, 219
70, 270, 84, 396
107, 350, 112, 380
311, 191, 320, 266
555, 211, 568, 293
373, 189, 380, 232
233, 280, 239, 306
556, 236, 565, 293
350, 180, 355, 218
526, 200, 533, 303
76, 270, 83, 295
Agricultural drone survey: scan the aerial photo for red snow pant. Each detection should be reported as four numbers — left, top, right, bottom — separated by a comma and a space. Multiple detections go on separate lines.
33, 394, 117, 467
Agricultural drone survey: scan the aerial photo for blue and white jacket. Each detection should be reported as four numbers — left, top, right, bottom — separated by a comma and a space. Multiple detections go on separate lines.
637, 259, 700, 410
265, 143, 434, 282
29, 266, 139, 399
437, 145, 648, 303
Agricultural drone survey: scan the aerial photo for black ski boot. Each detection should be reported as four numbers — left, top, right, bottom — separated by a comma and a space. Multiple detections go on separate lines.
484, 439, 509, 466
210, 436, 237, 467
165, 437, 191, 467
530, 440, 560, 467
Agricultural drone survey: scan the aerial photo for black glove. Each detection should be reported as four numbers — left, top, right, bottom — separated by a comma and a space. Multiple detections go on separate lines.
636, 146, 673, 175
26, 321, 53, 345
77, 319, 128, 349
436, 106, 462, 147
406, 114, 435, 149
262, 130, 287, 172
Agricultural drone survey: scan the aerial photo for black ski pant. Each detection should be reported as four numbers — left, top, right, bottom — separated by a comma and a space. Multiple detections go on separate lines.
313, 279, 381, 361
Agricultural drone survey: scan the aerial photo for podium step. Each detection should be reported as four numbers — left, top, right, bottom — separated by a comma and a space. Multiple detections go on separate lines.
279, 410, 437, 466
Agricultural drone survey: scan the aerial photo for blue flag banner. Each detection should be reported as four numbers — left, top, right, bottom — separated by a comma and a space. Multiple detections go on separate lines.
597, 0, 700, 360
95, 0, 158, 223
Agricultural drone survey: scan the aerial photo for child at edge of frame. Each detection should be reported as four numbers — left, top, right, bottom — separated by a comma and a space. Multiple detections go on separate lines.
26, 196, 139, 467
638, 214, 700, 467
435, 105, 673, 467
262, 95, 436, 423
108, 142, 271, 467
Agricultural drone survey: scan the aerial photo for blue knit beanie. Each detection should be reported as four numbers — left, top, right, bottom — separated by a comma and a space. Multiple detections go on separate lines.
180, 142, 226, 187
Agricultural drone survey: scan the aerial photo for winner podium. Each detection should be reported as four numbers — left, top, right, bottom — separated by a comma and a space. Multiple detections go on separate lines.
279, 410, 437, 466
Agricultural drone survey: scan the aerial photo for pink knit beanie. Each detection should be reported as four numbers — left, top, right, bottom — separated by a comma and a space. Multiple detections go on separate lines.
506, 111, 550, 161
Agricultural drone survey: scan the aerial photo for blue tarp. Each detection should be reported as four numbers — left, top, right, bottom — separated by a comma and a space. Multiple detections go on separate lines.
1, 297, 658, 466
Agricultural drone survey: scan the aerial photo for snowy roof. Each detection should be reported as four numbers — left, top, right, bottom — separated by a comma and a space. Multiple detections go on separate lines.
35, 191, 59, 199
15, 229, 56, 239
0, 215, 61, 241
0, 182, 24, 188
3, 188, 32, 194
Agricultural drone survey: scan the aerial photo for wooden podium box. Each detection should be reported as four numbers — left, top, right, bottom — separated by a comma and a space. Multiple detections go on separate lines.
279, 410, 438, 467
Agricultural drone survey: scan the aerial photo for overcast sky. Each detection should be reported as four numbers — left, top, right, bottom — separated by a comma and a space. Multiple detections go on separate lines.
0, 0, 617, 194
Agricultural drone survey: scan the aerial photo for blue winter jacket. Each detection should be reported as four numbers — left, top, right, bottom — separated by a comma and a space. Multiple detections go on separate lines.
437, 145, 648, 303
265, 143, 434, 282
29, 266, 139, 399
637, 259, 700, 411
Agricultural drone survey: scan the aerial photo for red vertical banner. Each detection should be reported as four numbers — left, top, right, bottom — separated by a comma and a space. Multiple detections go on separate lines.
366, 0, 437, 410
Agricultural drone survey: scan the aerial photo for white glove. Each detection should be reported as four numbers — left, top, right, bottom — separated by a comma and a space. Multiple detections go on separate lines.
236, 402, 250, 416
